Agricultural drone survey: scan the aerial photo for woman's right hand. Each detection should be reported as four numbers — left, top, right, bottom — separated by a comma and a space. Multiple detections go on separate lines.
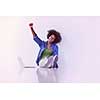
29, 23, 36, 36
29, 23, 33, 27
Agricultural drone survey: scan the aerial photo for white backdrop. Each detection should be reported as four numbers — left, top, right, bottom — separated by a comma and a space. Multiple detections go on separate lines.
0, 16, 100, 82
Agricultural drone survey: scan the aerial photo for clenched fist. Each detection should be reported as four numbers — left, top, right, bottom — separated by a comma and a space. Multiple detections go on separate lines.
29, 23, 33, 27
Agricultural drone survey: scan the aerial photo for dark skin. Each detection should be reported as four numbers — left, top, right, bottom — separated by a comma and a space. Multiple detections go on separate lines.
29, 23, 36, 37
29, 23, 56, 50
29, 23, 58, 62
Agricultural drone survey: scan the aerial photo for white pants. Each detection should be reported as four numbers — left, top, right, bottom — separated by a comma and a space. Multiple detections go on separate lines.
36, 56, 58, 83
37, 68, 57, 83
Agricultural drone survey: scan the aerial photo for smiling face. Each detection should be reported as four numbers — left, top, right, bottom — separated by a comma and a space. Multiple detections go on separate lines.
47, 29, 62, 44
48, 34, 56, 43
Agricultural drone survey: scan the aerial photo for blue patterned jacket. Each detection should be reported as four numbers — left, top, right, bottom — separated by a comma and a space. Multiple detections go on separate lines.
33, 35, 59, 68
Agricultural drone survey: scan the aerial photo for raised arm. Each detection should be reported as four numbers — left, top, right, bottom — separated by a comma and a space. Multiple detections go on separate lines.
29, 23, 43, 47
29, 23, 37, 37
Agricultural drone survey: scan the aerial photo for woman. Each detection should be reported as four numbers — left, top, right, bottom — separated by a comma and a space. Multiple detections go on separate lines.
29, 23, 62, 82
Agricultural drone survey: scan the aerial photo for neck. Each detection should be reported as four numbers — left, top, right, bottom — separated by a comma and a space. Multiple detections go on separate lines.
47, 41, 51, 45
47, 41, 52, 49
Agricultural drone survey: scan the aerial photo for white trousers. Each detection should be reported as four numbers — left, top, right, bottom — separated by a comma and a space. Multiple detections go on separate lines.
37, 68, 57, 83
36, 56, 58, 83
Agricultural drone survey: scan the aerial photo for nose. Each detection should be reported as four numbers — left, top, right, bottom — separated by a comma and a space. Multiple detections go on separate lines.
50, 37, 54, 41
